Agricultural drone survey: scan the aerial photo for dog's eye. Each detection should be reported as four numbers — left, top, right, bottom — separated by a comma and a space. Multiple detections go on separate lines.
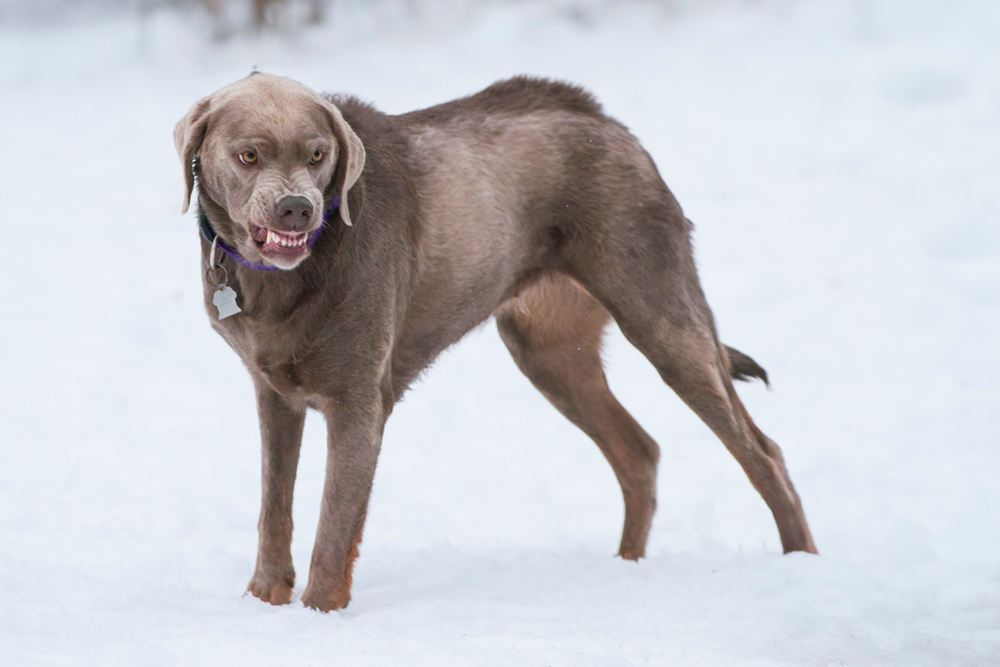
239, 151, 258, 165
310, 150, 323, 164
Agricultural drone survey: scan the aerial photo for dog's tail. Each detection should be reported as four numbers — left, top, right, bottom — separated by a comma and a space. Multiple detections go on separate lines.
724, 345, 770, 387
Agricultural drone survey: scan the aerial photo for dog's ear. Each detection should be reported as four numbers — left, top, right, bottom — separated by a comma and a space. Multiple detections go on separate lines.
173, 97, 212, 215
321, 99, 366, 227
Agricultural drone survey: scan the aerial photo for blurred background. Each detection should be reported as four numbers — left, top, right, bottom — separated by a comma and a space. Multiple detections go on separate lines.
1, 1, 998, 664
1, 0, 981, 36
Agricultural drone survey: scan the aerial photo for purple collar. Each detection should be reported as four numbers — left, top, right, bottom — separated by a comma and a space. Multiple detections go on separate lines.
199, 194, 339, 272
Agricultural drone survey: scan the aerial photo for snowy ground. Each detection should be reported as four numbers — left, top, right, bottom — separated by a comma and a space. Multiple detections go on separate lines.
2, 0, 999, 664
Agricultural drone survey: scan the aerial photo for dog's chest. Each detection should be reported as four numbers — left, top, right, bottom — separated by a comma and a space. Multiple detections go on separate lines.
214, 316, 324, 397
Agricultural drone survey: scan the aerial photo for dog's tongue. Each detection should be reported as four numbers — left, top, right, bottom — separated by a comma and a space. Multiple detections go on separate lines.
251, 225, 268, 243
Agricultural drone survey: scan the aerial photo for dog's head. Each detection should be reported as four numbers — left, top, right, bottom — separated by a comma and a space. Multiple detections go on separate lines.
174, 73, 365, 270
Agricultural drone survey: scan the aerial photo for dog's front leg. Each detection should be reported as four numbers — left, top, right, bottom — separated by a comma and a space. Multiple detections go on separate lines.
300, 394, 384, 612
246, 378, 306, 605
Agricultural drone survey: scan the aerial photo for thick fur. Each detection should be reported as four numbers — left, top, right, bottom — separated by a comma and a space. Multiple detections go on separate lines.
175, 73, 816, 613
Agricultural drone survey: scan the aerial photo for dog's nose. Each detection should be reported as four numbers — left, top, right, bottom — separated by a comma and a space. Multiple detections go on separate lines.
274, 195, 314, 230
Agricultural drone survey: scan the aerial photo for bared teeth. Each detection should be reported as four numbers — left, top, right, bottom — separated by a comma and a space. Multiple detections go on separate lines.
263, 229, 307, 248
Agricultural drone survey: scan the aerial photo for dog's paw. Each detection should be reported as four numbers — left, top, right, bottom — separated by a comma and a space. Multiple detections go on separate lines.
246, 570, 295, 605
617, 547, 645, 562
300, 583, 351, 612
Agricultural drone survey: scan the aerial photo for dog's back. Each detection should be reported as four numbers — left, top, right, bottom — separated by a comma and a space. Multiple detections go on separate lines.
370, 79, 674, 374
401, 76, 606, 122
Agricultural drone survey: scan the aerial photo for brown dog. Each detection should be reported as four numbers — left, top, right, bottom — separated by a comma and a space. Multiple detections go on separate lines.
174, 73, 816, 612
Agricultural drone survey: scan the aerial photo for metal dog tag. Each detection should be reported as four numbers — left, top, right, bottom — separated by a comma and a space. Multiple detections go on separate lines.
213, 285, 242, 319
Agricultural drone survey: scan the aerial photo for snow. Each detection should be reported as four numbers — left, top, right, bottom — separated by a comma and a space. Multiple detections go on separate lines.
2, 1, 999, 663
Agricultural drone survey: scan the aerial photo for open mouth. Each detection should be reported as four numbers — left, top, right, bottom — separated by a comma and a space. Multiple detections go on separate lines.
250, 223, 311, 259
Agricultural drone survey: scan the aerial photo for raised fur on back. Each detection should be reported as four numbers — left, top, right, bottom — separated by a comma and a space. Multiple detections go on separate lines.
401, 76, 605, 124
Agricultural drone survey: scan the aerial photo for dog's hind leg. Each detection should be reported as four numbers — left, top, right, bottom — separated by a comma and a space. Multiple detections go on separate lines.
574, 212, 817, 554
496, 275, 661, 559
